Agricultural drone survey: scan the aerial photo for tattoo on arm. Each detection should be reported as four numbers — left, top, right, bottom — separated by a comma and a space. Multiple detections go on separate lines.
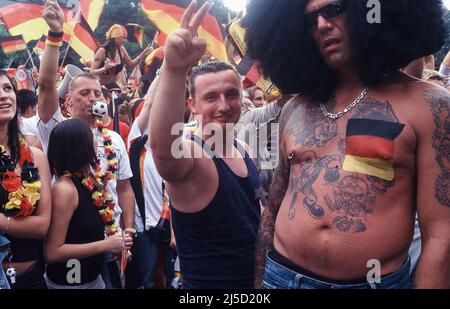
425, 89, 450, 208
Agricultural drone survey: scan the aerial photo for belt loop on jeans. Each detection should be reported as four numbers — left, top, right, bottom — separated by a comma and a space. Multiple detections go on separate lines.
294, 273, 303, 288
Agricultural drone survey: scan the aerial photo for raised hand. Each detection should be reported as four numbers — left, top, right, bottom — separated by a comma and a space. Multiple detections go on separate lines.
163, 1, 211, 72
142, 44, 153, 57
43, 0, 65, 32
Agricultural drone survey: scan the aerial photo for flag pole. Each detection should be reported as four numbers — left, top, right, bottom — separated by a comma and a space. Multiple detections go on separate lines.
61, 31, 74, 67
26, 49, 36, 68
7, 56, 14, 69
61, 9, 80, 67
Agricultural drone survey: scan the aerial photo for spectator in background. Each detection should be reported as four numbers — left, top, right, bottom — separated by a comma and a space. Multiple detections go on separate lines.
101, 84, 131, 147
422, 69, 446, 88
17, 89, 37, 119
90, 24, 152, 86
247, 86, 267, 108
17, 89, 42, 149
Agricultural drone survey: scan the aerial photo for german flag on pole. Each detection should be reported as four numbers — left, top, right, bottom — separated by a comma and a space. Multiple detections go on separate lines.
0, 34, 27, 54
343, 119, 405, 181
141, 0, 227, 61
69, 14, 99, 62
0, 0, 104, 42
33, 34, 46, 53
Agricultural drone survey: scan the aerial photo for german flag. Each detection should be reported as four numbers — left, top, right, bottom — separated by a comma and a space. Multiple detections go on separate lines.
144, 46, 164, 84
237, 55, 280, 101
343, 119, 405, 181
33, 34, 46, 53
0, 34, 27, 54
126, 23, 144, 48
69, 14, 99, 62
150, 30, 167, 48
0, 0, 104, 42
145, 46, 164, 66
224, 37, 241, 67
228, 18, 280, 100
141, 0, 227, 61
226, 18, 246, 57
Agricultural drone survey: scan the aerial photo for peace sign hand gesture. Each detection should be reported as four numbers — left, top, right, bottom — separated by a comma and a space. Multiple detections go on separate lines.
164, 1, 211, 72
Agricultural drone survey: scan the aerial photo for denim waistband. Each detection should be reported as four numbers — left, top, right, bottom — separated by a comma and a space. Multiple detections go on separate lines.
265, 251, 411, 289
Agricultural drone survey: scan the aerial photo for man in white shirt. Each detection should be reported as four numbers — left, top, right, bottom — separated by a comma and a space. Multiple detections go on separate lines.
127, 80, 176, 287
37, 0, 135, 231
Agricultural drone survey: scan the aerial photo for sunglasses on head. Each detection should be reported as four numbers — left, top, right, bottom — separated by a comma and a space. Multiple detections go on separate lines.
304, 0, 347, 29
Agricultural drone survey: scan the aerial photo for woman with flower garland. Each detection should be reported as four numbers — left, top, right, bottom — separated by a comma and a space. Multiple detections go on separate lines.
0, 71, 52, 289
44, 118, 133, 289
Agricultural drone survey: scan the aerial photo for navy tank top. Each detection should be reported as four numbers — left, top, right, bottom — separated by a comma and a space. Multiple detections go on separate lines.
171, 135, 261, 289
46, 177, 105, 286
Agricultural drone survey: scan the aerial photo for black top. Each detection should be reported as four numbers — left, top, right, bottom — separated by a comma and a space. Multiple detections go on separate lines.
171, 136, 261, 289
99, 47, 124, 75
46, 177, 105, 286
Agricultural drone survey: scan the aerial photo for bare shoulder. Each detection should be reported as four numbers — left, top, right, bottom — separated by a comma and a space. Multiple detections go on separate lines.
406, 79, 449, 131
95, 47, 106, 57
120, 45, 129, 56
29, 146, 48, 166
52, 177, 77, 207
279, 94, 305, 130
381, 72, 449, 128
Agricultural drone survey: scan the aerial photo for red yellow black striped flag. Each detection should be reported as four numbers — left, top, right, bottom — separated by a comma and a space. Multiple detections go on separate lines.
0, 0, 104, 42
343, 119, 405, 181
69, 13, 100, 62
33, 34, 46, 53
141, 0, 227, 61
0, 34, 27, 54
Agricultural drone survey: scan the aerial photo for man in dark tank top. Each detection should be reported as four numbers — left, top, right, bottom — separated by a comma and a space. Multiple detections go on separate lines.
149, 2, 262, 289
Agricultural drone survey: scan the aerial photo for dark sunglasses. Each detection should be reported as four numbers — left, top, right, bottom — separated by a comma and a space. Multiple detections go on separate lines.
304, 0, 347, 29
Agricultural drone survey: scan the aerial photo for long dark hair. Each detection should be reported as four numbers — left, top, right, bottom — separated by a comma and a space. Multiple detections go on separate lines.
47, 118, 97, 177
100, 39, 118, 60
0, 70, 21, 163
243, 0, 447, 103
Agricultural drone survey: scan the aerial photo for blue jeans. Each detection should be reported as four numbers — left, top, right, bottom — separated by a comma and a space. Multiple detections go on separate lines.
0, 235, 10, 289
264, 252, 412, 289
132, 231, 176, 289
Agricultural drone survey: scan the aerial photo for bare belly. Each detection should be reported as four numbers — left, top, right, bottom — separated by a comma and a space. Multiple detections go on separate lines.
99, 73, 118, 86
3, 260, 36, 276
273, 190, 415, 280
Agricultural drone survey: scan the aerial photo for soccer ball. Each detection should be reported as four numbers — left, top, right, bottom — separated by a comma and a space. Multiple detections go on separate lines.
92, 101, 108, 117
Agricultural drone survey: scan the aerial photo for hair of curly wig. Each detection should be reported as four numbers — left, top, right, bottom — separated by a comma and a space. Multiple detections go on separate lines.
243, 0, 447, 102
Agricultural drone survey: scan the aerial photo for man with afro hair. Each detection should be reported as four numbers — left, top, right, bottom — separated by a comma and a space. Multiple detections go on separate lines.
244, 0, 450, 288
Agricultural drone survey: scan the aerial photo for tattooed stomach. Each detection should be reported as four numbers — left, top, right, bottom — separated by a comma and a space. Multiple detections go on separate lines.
273, 178, 415, 280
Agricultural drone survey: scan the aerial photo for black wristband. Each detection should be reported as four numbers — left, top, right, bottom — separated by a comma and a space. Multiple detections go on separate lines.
48, 30, 64, 38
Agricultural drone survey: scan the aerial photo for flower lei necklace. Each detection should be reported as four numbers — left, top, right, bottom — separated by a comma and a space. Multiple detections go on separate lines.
0, 135, 41, 217
64, 119, 119, 236
64, 169, 118, 236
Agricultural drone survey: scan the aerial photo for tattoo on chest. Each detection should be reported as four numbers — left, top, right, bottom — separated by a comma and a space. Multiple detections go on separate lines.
425, 89, 450, 208
286, 98, 400, 232
286, 104, 338, 147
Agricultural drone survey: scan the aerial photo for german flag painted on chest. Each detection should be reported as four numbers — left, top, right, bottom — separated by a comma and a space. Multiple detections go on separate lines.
343, 119, 404, 181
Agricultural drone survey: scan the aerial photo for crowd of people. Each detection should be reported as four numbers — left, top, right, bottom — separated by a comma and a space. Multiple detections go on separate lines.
0, 0, 449, 289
